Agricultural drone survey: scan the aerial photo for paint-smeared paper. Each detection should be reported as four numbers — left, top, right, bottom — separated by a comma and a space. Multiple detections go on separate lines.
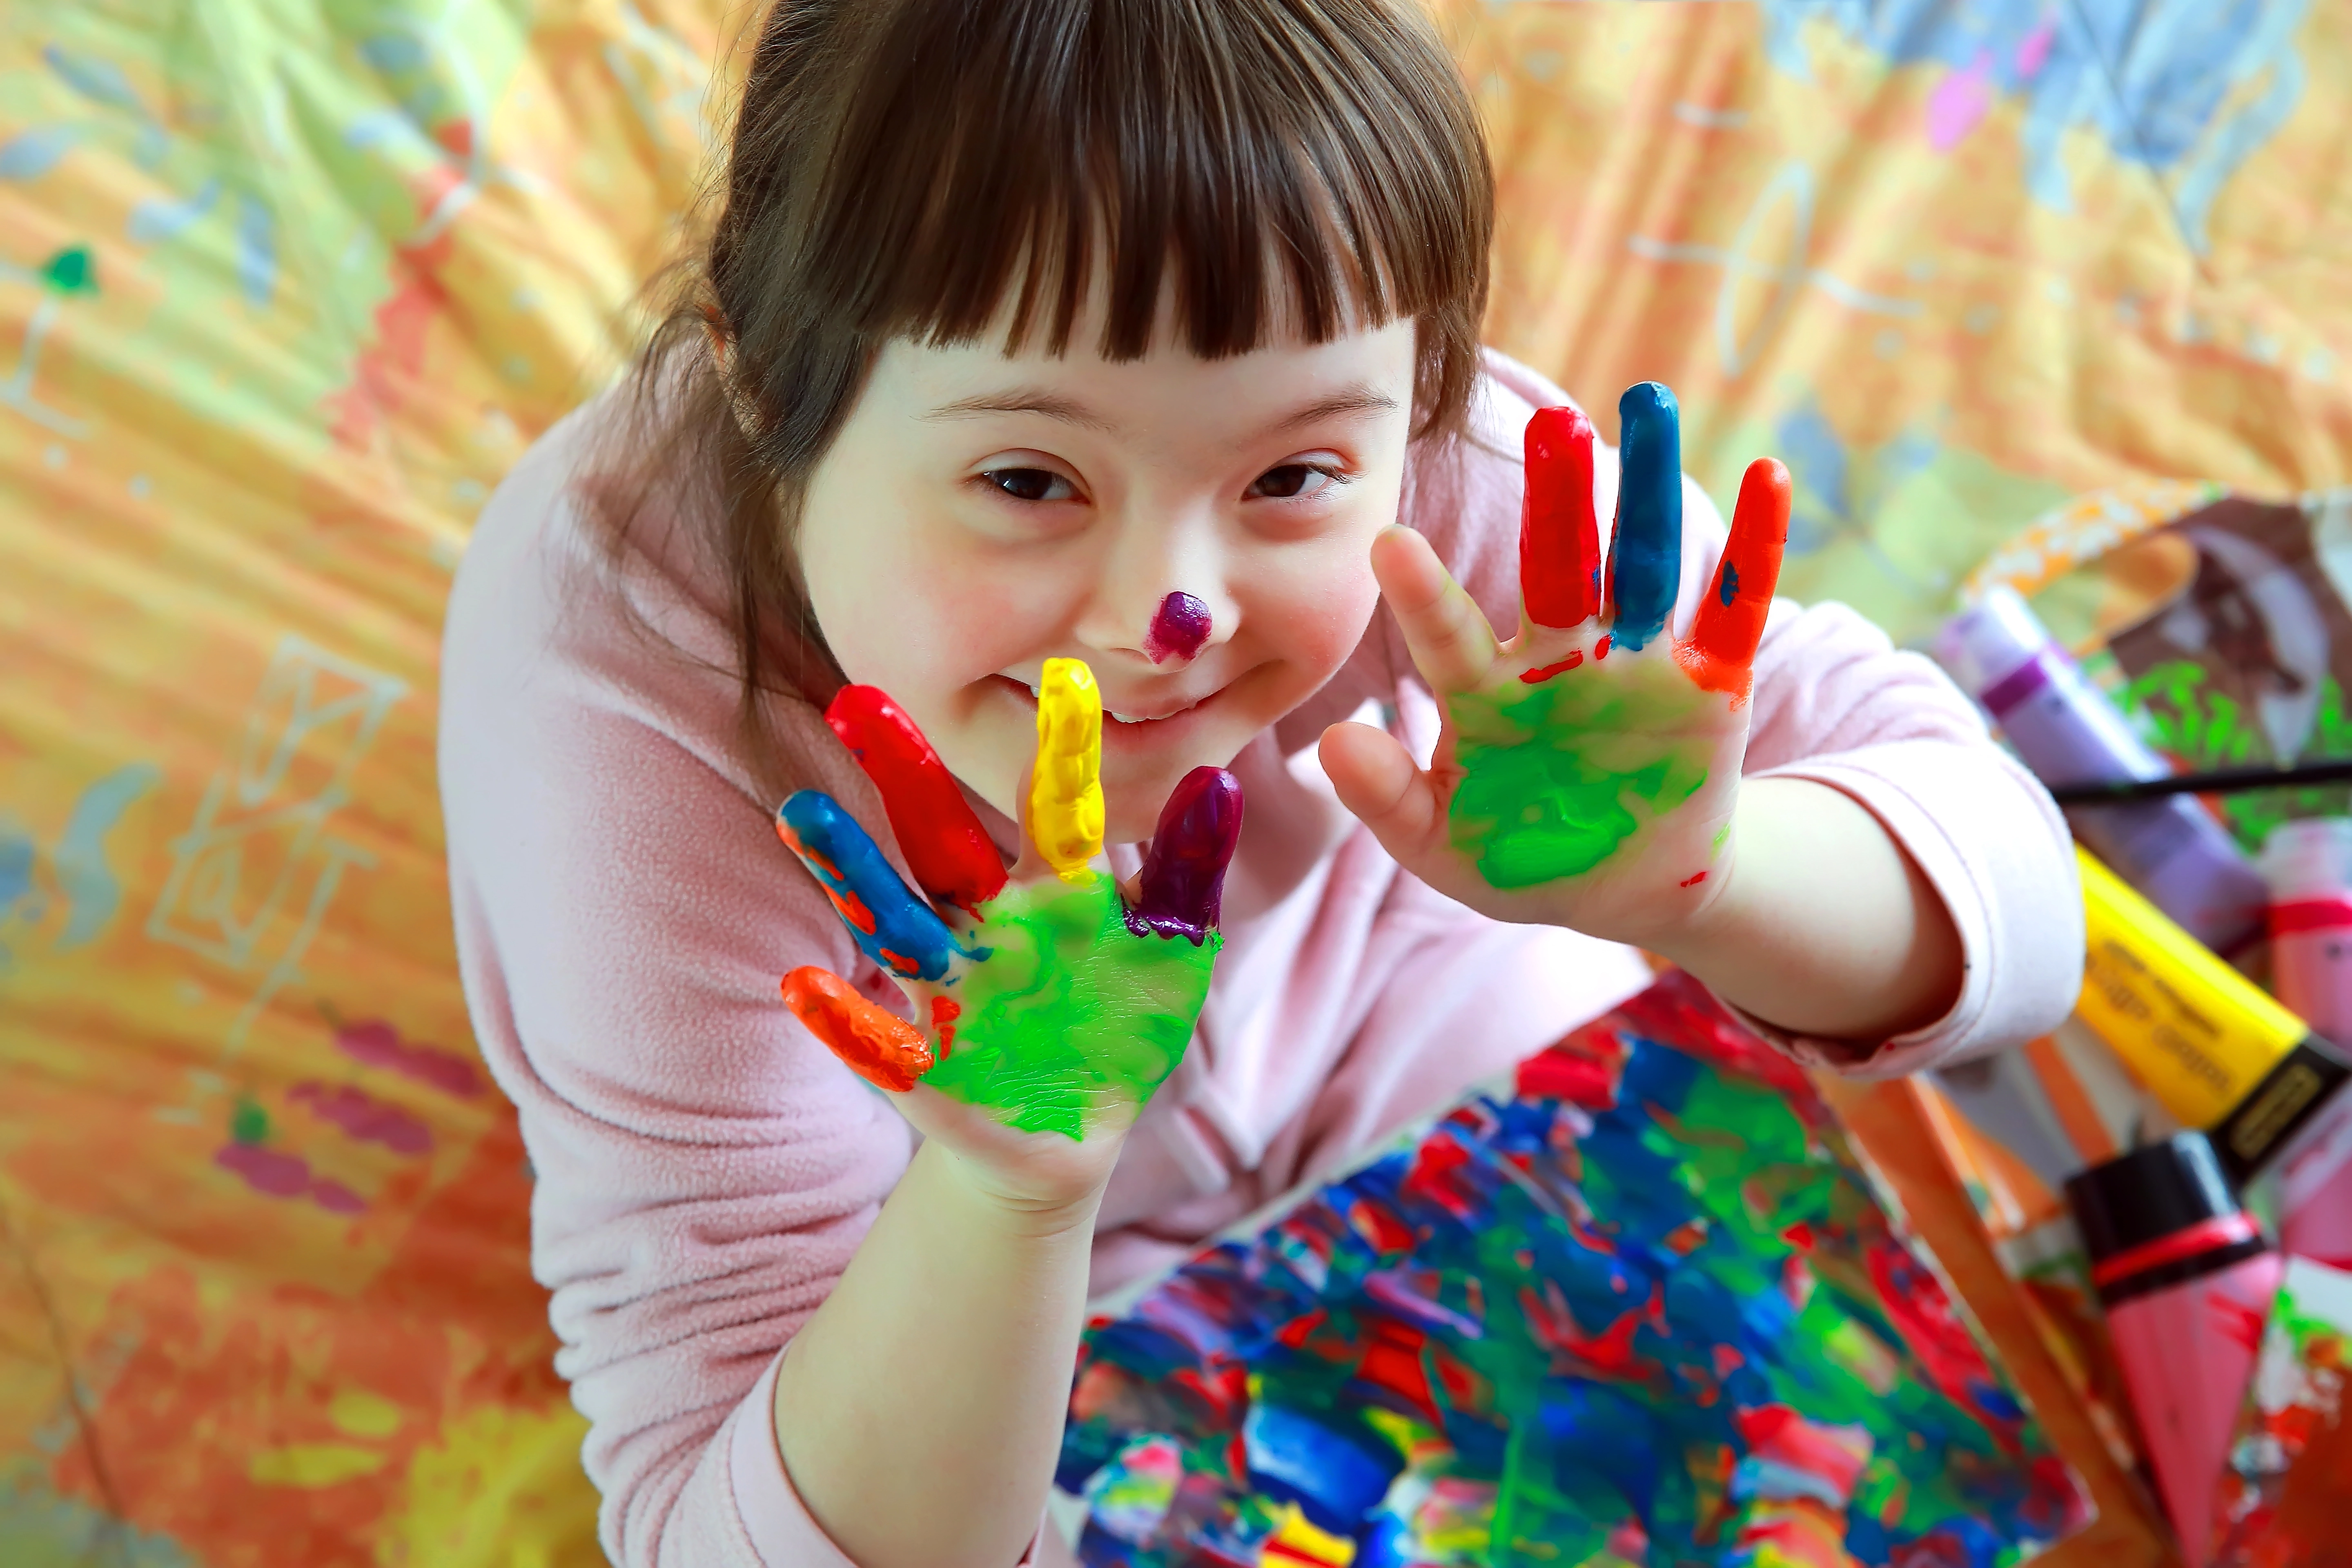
2211, 1255, 2352, 1566
1056, 972, 2090, 1565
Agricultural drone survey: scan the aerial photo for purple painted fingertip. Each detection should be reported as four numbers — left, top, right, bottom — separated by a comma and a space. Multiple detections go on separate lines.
1129, 766, 1244, 943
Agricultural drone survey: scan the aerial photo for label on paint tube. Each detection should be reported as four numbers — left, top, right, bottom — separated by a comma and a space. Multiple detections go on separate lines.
2076, 847, 2352, 1181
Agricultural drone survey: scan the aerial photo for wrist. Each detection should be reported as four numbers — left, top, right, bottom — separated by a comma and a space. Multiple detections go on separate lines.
926, 1139, 1111, 1242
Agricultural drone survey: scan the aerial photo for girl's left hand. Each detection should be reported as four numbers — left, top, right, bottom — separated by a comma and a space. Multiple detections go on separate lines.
1319, 383, 1792, 949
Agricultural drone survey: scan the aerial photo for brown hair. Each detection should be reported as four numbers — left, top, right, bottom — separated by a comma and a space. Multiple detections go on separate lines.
594, 0, 1494, 771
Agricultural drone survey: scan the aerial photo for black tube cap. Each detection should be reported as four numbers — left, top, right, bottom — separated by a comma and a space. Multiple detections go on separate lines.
2064, 1132, 2242, 1267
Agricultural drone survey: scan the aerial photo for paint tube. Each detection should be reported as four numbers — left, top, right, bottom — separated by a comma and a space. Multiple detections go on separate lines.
1936, 586, 2266, 953
2066, 1134, 2282, 1566
2258, 820, 2352, 1271
2076, 846, 2352, 1187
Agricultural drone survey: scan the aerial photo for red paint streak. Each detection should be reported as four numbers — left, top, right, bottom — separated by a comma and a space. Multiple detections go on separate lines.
325, 168, 461, 451
1515, 1046, 1620, 1108
1430, 1346, 1493, 1415
1355, 1320, 1446, 1428
824, 686, 1007, 911
1273, 1307, 1329, 1349
1594, 635, 1611, 660
213, 1143, 370, 1216
2209, 1292, 2270, 1354
1402, 1136, 1477, 1219
433, 119, 475, 159
1519, 405, 1603, 628
929, 996, 960, 1058
824, 887, 879, 937
1349, 1198, 1416, 1255
1519, 650, 1584, 684
332, 1019, 483, 1098
287, 1081, 432, 1156
1663, 1219, 1709, 1256
781, 967, 933, 1091
1680, 871, 1708, 887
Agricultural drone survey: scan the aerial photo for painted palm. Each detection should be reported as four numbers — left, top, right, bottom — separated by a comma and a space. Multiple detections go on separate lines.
1436, 384, 1792, 936
775, 664, 1241, 1142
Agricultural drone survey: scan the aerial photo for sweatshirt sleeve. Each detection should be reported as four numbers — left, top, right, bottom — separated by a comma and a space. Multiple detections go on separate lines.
438, 421, 979, 1566
1408, 350, 2081, 1075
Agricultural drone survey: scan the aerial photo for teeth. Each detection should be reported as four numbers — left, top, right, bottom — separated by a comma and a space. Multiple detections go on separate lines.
1109, 710, 1143, 724
1026, 681, 1042, 699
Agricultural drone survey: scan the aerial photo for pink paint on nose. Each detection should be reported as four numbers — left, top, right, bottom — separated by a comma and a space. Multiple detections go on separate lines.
1144, 591, 1211, 664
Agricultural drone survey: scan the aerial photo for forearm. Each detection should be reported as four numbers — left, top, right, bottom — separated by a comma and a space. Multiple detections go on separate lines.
774, 1136, 1100, 1568
1652, 777, 1963, 1046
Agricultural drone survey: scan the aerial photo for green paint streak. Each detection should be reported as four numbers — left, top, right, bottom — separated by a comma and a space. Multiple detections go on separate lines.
40, 247, 97, 296
926, 874, 1218, 1140
230, 1098, 269, 1145
1448, 681, 1708, 890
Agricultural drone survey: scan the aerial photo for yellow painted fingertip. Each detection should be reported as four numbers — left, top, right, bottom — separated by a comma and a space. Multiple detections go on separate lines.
1031, 657, 1104, 881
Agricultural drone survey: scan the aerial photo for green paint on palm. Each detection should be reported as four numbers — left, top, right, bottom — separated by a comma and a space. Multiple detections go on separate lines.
926, 874, 1218, 1140
1448, 680, 1708, 889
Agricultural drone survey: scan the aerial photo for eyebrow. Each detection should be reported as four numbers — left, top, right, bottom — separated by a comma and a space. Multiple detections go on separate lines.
922, 381, 1399, 437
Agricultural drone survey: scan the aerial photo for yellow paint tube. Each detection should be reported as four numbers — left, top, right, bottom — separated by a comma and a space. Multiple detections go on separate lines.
2076, 845, 2352, 1183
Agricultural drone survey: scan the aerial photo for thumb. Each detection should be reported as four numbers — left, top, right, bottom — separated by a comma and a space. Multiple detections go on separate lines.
1319, 721, 1446, 866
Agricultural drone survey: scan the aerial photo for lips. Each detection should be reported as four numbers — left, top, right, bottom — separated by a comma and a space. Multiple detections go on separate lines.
1000, 674, 1212, 728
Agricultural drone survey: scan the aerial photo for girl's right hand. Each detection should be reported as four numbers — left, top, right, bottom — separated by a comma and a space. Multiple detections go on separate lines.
775, 662, 1243, 1212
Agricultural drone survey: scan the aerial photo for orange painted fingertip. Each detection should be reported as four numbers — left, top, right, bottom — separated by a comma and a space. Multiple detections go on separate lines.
781, 966, 935, 1092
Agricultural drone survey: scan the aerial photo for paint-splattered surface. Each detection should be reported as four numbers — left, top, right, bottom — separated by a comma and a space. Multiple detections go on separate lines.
1056, 974, 2091, 1565
2212, 1256, 2352, 1567
2, 0, 2336, 1562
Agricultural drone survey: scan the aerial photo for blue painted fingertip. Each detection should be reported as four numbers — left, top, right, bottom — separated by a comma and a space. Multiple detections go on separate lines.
1607, 381, 1682, 652
775, 791, 963, 982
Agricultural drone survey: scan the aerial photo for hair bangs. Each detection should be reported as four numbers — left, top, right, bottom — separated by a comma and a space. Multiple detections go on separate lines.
800, 0, 1488, 413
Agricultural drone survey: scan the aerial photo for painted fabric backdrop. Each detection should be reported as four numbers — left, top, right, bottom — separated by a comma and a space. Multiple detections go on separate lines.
0, 2, 2343, 1564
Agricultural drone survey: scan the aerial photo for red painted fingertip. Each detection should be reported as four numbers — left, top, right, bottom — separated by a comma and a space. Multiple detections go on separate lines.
825, 685, 1007, 912
782, 967, 935, 1091
1520, 406, 1603, 630
1682, 458, 1791, 700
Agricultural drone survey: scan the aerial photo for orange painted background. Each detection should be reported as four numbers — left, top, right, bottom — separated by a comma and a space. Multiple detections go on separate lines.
2, 2, 2344, 1561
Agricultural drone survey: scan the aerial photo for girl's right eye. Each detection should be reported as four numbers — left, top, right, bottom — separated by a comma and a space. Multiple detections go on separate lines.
983, 467, 1076, 504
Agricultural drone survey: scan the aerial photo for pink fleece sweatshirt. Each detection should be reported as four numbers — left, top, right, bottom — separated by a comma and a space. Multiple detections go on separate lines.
437, 350, 2082, 1567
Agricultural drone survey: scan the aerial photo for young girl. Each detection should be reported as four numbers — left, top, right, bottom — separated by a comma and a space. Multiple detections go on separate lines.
437, 2, 2082, 1564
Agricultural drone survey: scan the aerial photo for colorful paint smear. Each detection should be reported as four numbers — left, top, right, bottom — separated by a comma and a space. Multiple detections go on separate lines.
2212, 1255, 2352, 1566
1056, 971, 2089, 1565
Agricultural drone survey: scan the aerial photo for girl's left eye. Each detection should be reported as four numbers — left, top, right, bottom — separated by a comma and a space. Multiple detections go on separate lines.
984, 467, 1077, 503
1249, 463, 1339, 500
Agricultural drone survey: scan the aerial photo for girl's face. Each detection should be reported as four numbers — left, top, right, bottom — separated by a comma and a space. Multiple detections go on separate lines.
797, 307, 1418, 842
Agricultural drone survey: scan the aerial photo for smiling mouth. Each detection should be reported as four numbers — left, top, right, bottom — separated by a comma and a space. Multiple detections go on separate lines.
998, 674, 1210, 727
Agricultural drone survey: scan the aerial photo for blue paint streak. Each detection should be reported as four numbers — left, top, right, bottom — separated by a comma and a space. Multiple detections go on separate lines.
54, 763, 159, 949
236, 194, 276, 307
1719, 562, 1740, 606
0, 125, 79, 182
0, 821, 36, 917
1608, 383, 1682, 652
777, 791, 961, 982
129, 178, 221, 245
1240, 1403, 1399, 1533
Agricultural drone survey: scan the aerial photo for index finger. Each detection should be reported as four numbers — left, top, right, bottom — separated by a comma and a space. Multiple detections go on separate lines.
826, 684, 1008, 914
1604, 381, 1683, 653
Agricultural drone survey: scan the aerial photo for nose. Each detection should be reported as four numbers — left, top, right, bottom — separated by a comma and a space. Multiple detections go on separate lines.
1076, 507, 1237, 668
1144, 592, 1213, 665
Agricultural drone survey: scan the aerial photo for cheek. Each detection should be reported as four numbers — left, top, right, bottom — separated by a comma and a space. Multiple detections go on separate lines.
1239, 536, 1383, 674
